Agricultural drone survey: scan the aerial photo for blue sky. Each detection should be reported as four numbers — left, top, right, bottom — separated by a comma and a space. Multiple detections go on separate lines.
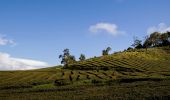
0, 0, 170, 70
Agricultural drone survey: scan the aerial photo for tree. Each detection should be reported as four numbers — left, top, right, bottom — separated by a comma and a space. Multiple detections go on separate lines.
131, 37, 143, 49
69, 55, 76, 63
167, 31, 170, 37
102, 47, 112, 55
143, 32, 170, 48
102, 50, 107, 56
160, 32, 170, 46
106, 47, 111, 53
149, 32, 161, 47
127, 47, 133, 51
143, 35, 152, 50
59, 48, 76, 67
79, 54, 86, 61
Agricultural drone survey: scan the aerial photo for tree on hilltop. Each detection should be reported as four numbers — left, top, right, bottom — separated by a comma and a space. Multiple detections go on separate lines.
59, 48, 76, 67
131, 37, 143, 49
102, 47, 112, 55
79, 54, 86, 61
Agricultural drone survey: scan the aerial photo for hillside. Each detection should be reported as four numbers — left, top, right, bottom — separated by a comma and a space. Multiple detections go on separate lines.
69, 46, 170, 76
0, 46, 170, 99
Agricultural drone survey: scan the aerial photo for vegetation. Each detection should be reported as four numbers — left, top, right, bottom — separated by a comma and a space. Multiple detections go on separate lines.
131, 37, 143, 49
141, 31, 170, 49
1, 46, 170, 99
59, 48, 76, 67
0, 31, 170, 99
102, 47, 112, 55
79, 54, 86, 61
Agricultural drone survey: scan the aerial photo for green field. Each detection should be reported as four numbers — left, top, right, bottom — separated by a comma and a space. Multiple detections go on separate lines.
0, 47, 170, 100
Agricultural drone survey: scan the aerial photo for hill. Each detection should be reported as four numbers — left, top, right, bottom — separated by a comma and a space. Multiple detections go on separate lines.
0, 46, 170, 99
69, 46, 170, 76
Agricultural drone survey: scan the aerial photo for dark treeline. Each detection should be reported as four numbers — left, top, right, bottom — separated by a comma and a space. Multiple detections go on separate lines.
132, 31, 170, 49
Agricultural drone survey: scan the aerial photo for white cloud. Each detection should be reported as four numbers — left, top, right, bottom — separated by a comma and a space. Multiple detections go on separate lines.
0, 52, 49, 70
147, 23, 170, 34
89, 22, 125, 36
0, 35, 16, 46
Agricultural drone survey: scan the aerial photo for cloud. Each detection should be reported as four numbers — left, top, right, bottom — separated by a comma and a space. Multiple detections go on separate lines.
0, 52, 49, 70
147, 23, 170, 34
0, 35, 16, 46
89, 22, 125, 36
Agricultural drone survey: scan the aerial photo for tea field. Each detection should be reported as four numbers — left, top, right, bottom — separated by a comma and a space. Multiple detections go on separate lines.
0, 47, 170, 100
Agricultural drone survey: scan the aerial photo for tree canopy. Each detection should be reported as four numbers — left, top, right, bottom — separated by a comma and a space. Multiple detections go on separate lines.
133, 31, 170, 50
102, 47, 112, 55
79, 54, 86, 61
59, 48, 76, 67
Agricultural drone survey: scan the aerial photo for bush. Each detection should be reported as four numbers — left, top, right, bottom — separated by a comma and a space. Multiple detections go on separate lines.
91, 79, 102, 84
86, 75, 90, 79
71, 71, 73, 74
69, 75, 73, 82
54, 79, 67, 86
76, 75, 80, 81
127, 47, 133, 51
62, 72, 65, 76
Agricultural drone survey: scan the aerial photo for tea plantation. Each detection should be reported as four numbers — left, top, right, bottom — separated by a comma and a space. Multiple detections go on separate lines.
0, 47, 170, 100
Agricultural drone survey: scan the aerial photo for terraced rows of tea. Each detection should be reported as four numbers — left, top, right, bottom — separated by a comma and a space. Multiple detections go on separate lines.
69, 47, 170, 76
0, 47, 170, 99
1, 47, 170, 89
0, 69, 157, 90
0, 69, 128, 89
1, 69, 170, 100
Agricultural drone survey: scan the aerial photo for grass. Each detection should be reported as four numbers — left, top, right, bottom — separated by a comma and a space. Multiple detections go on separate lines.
0, 46, 170, 99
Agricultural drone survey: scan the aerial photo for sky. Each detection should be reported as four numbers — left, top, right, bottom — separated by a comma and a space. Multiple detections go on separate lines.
0, 0, 170, 70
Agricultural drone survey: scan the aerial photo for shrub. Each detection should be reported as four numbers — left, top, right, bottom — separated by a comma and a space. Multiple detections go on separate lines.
69, 75, 72, 81
76, 75, 80, 81
91, 79, 102, 84
62, 72, 65, 76
54, 79, 67, 86
86, 75, 90, 79
71, 71, 73, 75
127, 47, 133, 51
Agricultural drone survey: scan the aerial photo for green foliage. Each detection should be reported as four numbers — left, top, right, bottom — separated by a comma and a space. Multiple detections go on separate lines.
143, 35, 152, 49
91, 79, 102, 84
127, 47, 133, 51
0, 47, 170, 99
143, 32, 170, 48
150, 32, 161, 46
131, 37, 143, 49
79, 54, 86, 61
33, 83, 55, 89
68, 47, 170, 72
54, 79, 68, 86
102, 47, 112, 55
160, 32, 170, 46
59, 48, 76, 67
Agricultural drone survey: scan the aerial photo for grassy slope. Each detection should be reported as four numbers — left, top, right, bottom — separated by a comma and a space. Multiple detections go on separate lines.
69, 46, 170, 76
0, 47, 170, 99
